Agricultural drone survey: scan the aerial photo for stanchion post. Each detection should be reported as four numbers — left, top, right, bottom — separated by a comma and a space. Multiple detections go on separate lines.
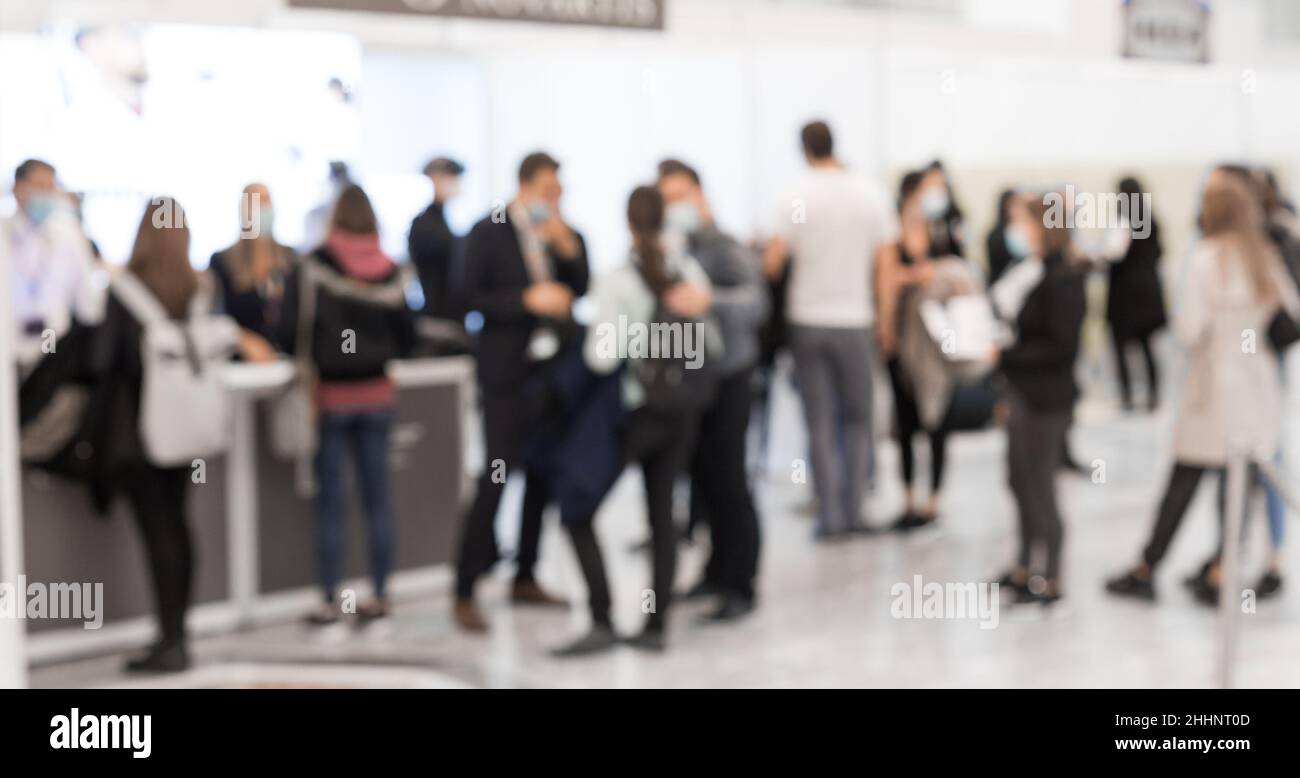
0, 223, 27, 688
1218, 452, 1247, 689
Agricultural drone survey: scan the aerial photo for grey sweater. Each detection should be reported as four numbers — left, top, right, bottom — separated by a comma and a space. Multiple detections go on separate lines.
686, 224, 769, 376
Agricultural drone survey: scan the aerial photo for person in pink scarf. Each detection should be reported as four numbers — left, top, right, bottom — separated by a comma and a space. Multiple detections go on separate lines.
279, 184, 416, 627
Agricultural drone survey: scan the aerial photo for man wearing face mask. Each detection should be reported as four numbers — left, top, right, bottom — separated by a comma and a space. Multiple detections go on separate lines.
408, 157, 467, 321
5, 159, 103, 369
657, 159, 769, 621
452, 151, 589, 632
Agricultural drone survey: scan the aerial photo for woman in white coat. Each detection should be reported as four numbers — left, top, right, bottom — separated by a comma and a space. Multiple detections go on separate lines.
1107, 171, 1299, 604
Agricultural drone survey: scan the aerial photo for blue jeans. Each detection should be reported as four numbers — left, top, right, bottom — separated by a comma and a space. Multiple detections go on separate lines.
315, 409, 396, 602
1266, 450, 1286, 550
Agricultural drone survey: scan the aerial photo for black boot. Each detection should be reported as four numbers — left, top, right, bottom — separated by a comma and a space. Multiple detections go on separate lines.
124, 641, 190, 674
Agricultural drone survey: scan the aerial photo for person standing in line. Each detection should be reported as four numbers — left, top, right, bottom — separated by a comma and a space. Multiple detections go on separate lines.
4, 159, 104, 369
877, 170, 957, 532
763, 120, 900, 540
408, 157, 467, 321
919, 161, 965, 259
210, 182, 295, 361
1252, 167, 1300, 598
1104, 176, 1166, 413
657, 159, 768, 621
453, 152, 589, 632
280, 184, 417, 626
87, 197, 269, 672
985, 189, 1019, 286
990, 191, 1087, 607
1106, 170, 1298, 604
553, 185, 716, 656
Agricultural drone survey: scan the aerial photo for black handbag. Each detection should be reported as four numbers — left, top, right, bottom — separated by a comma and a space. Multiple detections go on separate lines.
1268, 307, 1300, 354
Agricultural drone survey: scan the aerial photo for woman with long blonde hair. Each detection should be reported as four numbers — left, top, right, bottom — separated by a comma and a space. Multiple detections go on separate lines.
1108, 168, 1298, 604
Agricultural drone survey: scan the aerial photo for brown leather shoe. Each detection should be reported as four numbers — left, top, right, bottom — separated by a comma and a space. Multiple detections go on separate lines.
453, 599, 489, 633
510, 580, 567, 607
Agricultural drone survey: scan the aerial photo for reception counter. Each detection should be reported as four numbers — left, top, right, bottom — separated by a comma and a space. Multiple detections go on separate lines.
20, 356, 474, 662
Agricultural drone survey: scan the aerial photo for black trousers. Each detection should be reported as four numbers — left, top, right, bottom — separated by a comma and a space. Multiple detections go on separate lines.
1141, 462, 1260, 570
1006, 395, 1070, 581
565, 407, 696, 629
122, 464, 193, 645
455, 389, 546, 599
690, 368, 761, 600
886, 358, 950, 493
1112, 330, 1159, 407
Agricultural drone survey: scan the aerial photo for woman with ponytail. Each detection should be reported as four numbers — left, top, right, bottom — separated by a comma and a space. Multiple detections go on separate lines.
551, 185, 717, 656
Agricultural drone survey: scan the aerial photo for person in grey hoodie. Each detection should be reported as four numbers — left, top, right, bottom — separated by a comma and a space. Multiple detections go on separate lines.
658, 159, 769, 621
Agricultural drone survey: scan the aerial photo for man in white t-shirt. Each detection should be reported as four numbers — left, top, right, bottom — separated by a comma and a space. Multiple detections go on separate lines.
763, 121, 899, 539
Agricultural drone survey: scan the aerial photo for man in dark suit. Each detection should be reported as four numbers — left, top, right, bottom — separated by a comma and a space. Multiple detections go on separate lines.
454, 151, 589, 632
408, 156, 465, 321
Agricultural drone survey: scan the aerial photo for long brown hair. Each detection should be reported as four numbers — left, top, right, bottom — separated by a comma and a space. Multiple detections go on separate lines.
1026, 191, 1074, 259
627, 185, 672, 293
129, 197, 199, 319
330, 184, 379, 235
1201, 176, 1279, 305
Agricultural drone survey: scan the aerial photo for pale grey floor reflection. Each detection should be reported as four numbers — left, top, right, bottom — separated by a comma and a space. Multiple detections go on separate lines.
31, 343, 1300, 689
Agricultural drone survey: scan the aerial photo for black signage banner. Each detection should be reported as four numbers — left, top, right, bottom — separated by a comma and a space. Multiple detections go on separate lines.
286, 0, 665, 31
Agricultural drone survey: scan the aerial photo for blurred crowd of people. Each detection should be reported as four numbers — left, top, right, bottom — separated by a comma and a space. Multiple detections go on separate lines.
9, 117, 1300, 670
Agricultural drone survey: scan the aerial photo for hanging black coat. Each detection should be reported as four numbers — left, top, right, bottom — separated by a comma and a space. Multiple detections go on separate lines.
1106, 218, 1167, 342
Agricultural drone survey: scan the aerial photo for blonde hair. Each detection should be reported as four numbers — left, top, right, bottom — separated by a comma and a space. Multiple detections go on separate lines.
1201, 175, 1280, 305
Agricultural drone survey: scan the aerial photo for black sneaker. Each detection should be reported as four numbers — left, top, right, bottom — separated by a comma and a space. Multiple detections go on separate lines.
624, 626, 667, 653
1256, 570, 1283, 600
891, 511, 924, 532
1191, 577, 1220, 607
994, 570, 1029, 597
698, 595, 755, 624
124, 642, 190, 674
551, 624, 620, 658
1106, 570, 1156, 601
679, 579, 721, 601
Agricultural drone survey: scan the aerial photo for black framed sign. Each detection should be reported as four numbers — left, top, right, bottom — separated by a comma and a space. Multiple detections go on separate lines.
286, 0, 666, 31
1122, 0, 1210, 63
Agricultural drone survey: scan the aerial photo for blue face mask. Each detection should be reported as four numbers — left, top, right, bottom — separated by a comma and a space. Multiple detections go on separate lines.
1004, 224, 1031, 258
665, 201, 701, 236
24, 194, 59, 226
526, 201, 551, 225
920, 188, 950, 220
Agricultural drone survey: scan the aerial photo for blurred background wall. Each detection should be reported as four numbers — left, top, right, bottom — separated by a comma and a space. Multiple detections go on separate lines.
0, 0, 1296, 272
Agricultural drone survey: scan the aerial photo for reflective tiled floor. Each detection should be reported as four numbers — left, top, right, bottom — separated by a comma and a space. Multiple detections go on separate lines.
30, 348, 1300, 689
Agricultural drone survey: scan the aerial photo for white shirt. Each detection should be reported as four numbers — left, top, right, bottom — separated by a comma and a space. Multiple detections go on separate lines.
772, 167, 899, 329
5, 211, 104, 366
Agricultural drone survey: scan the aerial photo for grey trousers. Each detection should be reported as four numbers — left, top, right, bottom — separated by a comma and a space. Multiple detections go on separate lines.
1005, 392, 1071, 580
788, 324, 877, 533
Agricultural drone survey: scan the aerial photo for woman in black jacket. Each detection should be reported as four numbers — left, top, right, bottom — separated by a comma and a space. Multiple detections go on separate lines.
210, 182, 296, 359
1106, 176, 1166, 412
90, 197, 266, 673
992, 192, 1087, 607
279, 184, 416, 626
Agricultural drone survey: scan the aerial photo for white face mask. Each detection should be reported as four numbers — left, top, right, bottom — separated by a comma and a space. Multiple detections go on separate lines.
664, 201, 702, 236
920, 188, 950, 219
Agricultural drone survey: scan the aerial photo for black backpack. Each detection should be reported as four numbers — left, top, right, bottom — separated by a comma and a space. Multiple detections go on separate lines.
629, 265, 718, 415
